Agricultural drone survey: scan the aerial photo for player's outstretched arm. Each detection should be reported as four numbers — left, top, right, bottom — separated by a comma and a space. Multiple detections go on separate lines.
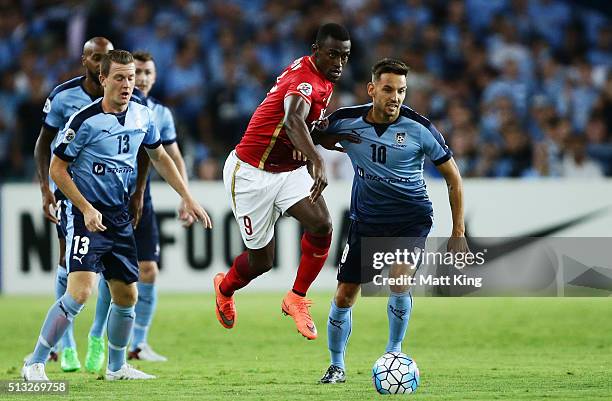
34, 125, 60, 224
283, 95, 327, 202
145, 145, 212, 228
310, 118, 361, 152
49, 155, 106, 232
164, 142, 194, 227
436, 158, 469, 253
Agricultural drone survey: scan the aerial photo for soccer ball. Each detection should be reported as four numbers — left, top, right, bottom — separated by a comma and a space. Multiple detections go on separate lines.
372, 352, 420, 395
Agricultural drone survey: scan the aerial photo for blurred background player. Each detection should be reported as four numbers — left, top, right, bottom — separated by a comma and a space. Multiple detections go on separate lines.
85, 51, 193, 367
213, 23, 351, 340
31, 36, 114, 373
316, 59, 468, 383
129, 50, 194, 360
22, 50, 212, 381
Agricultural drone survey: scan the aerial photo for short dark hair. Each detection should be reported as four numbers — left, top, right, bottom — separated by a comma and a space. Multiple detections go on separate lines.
371, 58, 410, 81
100, 50, 134, 76
315, 23, 350, 45
132, 50, 154, 63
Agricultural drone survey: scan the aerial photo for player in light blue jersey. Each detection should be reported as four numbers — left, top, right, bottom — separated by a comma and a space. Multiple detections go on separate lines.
22, 50, 212, 381
129, 51, 193, 360
316, 59, 468, 383
85, 51, 193, 365
32, 37, 115, 372
32, 37, 148, 374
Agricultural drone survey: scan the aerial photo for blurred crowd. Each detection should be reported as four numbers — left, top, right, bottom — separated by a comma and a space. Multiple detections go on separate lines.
0, 0, 611, 182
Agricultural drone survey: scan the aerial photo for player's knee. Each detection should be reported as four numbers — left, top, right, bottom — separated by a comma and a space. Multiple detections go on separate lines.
113, 286, 138, 307
124, 291, 138, 306
309, 216, 333, 236
335, 283, 359, 308
139, 262, 158, 283
334, 293, 356, 308
69, 286, 93, 304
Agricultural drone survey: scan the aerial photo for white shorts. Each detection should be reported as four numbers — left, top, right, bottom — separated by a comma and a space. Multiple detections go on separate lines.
223, 151, 313, 249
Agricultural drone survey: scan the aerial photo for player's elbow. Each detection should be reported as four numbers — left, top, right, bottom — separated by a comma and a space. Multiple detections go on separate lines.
49, 159, 61, 183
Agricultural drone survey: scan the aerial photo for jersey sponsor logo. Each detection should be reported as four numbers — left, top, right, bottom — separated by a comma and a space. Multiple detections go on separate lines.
395, 132, 406, 144
296, 82, 313, 97
43, 98, 51, 113
356, 165, 416, 185
63, 129, 76, 143
106, 166, 134, 174
92, 162, 106, 176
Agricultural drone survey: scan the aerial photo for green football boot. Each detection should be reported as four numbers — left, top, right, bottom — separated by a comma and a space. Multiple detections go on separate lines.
85, 335, 105, 373
60, 347, 81, 372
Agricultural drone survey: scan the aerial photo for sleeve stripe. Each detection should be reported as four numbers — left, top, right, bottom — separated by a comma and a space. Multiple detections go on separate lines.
53, 146, 75, 162
432, 152, 452, 166
161, 139, 177, 146
285, 91, 312, 105
144, 139, 162, 149
42, 122, 60, 133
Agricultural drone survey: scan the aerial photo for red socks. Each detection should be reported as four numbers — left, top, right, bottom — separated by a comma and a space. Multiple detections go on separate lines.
221, 231, 332, 297
220, 251, 252, 296
292, 232, 332, 296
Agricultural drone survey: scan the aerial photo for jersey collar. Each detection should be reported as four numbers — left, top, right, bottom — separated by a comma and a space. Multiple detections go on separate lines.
362, 106, 402, 137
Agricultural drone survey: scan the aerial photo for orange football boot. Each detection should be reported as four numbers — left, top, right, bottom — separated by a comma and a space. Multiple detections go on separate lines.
281, 291, 317, 340
214, 273, 236, 329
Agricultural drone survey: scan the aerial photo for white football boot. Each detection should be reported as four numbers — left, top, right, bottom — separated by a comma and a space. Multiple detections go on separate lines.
128, 343, 168, 362
105, 364, 156, 380
21, 362, 49, 381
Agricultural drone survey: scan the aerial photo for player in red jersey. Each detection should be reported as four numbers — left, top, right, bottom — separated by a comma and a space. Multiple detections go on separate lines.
214, 23, 352, 340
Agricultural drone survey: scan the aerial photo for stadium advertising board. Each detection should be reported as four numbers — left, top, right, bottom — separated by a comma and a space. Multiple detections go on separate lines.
1, 180, 611, 294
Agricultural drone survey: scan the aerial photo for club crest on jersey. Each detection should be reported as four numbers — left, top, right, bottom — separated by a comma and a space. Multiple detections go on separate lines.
43, 98, 51, 113
63, 128, 76, 143
297, 82, 313, 97
395, 132, 406, 144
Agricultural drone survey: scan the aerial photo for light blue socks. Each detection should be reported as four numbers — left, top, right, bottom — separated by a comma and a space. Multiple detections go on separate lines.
29, 293, 84, 364
386, 291, 412, 353
327, 300, 352, 369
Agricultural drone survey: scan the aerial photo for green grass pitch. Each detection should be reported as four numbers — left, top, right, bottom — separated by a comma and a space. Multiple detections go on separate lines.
0, 294, 610, 400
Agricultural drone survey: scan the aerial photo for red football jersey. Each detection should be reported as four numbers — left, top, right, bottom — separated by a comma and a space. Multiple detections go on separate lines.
235, 55, 334, 172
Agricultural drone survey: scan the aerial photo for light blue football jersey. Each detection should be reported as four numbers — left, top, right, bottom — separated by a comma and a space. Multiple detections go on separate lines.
53, 99, 161, 207
324, 104, 452, 224
43, 76, 146, 197
136, 96, 177, 201
146, 96, 176, 145
43, 77, 96, 133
